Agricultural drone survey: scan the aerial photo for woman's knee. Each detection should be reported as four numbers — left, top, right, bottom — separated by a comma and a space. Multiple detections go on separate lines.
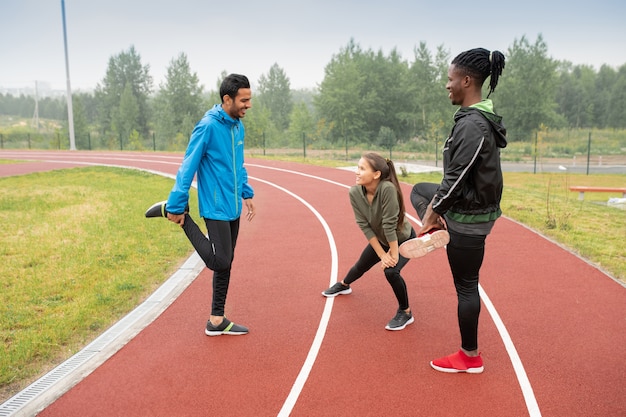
384, 268, 403, 283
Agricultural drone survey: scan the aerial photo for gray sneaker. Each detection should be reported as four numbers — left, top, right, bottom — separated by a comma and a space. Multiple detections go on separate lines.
322, 282, 352, 297
385, 309, 414, 331
205, 318, 249, 336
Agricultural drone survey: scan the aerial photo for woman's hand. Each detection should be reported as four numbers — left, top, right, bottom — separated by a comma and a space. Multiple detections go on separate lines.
380, 251, 398, 269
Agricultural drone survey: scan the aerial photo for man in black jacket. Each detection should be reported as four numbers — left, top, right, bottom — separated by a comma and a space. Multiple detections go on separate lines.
401, 47, 507, 373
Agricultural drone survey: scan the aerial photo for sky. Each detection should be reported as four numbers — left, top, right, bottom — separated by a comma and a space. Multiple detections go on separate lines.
1, 0, 625, 94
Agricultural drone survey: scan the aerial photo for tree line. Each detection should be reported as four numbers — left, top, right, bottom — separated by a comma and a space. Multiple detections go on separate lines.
1, 35, 624, 152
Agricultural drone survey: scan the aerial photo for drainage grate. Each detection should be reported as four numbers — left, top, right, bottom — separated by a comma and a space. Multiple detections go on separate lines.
0, 350, 96, 416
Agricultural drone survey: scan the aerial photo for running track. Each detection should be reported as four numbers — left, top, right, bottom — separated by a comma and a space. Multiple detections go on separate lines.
1, 150, 624, 417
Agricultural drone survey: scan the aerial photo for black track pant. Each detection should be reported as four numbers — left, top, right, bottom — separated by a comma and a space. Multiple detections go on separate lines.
181, 213, 240, 317
343, 229, 416, 311
410, 183, 485, 351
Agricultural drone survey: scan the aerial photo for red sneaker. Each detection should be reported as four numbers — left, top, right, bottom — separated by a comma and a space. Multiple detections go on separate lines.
399, 229, 450, 259
430, 350, 484, 374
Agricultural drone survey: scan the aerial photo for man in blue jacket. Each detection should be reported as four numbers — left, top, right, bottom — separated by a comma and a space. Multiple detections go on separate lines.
146, 73, 255, 336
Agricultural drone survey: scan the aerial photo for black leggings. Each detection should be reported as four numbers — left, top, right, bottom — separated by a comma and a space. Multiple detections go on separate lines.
410, 183, 485, 351
181, 213, 240, 317
343, 229, 416, 311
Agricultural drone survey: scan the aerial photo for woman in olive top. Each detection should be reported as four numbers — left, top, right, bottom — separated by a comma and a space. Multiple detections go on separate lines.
322, 152, 417, 331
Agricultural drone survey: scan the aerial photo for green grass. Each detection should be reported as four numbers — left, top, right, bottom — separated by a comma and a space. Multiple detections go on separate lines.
500, 172, 625, 279
0, 167, 198, 400
0, 162, 624, 403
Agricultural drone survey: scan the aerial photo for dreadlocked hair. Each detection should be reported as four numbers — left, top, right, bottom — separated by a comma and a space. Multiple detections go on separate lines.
451, 48, 505, 98
362, 153, 406, 231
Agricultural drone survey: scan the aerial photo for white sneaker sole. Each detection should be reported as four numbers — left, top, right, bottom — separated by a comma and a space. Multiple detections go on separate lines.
205, 330, 248, 336
399, 230, 450, 259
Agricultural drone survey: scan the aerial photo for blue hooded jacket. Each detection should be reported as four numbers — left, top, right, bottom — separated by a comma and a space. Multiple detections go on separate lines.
166, 104, 254, 221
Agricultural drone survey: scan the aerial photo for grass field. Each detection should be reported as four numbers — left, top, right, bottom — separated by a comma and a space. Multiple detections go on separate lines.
0, 167, 198, 401
0, 162, 624, 403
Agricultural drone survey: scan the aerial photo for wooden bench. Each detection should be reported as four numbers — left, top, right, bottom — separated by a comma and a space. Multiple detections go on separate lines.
569, 186, 626, 201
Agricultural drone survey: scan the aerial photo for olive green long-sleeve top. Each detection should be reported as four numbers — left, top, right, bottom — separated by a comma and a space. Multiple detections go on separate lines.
349, 180, 412, 246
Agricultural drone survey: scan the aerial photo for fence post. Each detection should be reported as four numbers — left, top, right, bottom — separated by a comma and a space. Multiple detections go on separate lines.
586, 131, 591, 175
88, 133, 91, 150
533, 131, 538, 174
303, 132, 306, 158
153, 132, 156, 151
1, 133, 4, 149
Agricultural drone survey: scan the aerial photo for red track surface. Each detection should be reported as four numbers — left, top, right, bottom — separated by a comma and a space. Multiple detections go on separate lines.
1, 150, 625, 417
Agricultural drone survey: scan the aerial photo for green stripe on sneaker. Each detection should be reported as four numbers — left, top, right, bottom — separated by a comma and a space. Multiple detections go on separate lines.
223, 321, 234, 332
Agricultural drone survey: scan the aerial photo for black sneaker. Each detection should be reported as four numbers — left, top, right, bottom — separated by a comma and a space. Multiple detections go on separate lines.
322, 282, 352, 297
145, 200, 168, 218
205, 318, 249, 336
385, 309, 414, 331
145, 200, 189, 218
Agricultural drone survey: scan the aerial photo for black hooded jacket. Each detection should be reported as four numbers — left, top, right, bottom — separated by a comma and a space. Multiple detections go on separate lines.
432, 101, 508, 224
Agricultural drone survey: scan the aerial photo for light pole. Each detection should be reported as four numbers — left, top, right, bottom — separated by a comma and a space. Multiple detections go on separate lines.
61, 0, 76, 150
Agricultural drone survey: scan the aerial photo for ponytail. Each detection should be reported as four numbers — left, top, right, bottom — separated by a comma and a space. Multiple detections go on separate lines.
488, 50, 505, 97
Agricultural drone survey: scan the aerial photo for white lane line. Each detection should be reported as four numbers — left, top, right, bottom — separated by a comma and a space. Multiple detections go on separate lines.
248, 164, 541, 417
1, 155, 541, 417
479, 287, 541, 417
0, 163, 339, 417
248, 177, 339, 417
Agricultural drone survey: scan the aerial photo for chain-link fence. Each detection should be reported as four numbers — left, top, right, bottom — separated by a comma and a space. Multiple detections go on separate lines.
1, 129, 625, 174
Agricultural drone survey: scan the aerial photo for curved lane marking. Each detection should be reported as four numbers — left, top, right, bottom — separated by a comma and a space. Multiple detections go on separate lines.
0, 153, 540, 417
248, 177, 338, 417
247, 163, 541, 417
0, 162, 340, 417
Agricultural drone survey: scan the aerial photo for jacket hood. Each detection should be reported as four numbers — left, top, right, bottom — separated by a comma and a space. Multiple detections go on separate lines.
208, 104, 238, 126
455, 99, 508, 149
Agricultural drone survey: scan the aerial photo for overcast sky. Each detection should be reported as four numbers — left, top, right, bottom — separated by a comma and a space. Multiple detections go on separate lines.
1, 0, 625, 93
